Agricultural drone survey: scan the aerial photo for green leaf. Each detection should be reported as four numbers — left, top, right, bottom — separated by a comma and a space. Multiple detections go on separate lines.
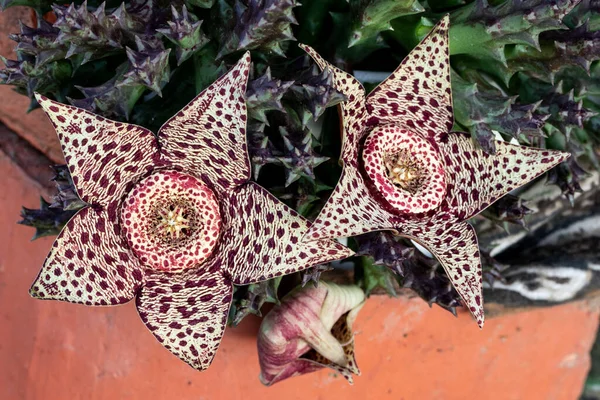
357, 257, 397, 297
347, 0, 425, 47
186, 0, 215, 8
0, 0, 52, 11
449, 0, 581, 64
193, 45, 226, 94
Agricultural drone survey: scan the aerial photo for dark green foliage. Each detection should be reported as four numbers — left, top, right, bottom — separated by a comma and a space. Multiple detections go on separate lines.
0, 0, 53, 12
356, 259, 399, 297
157, 5, 209, 65
49, 165, 87, 210
246, 67, 293, 123
218, 0, 299, 58
481, 194, 533, 228
355, 232, 461, 313
452, 70, 549, 152
450, 0, 580, 63
18, 197, 77, 240
347, 0, 424, 47
229, 277, 282, 326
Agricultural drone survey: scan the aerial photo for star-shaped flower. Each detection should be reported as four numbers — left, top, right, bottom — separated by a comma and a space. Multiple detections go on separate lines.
30, 53, 353, 370
299, 16, 570, 327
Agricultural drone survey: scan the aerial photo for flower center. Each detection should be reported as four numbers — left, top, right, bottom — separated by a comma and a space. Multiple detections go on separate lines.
362, 125, 446, 214
121, 170, 221, 272
155, 203, 191, 239
383, 149, 424, 195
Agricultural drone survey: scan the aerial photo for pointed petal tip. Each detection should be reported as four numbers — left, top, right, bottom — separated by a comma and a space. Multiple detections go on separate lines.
298, 43, 318, 60
33, 92, 52, 111
466, 300, 485, 329
542, 148, 571, 171
259, 372, 273, 387
558, 149, 571, 163
477, 315, 485, 329
242, 51, 251, 63
232, 51, 252, 81
342, 246, 356, 259
28, 283, 40, 299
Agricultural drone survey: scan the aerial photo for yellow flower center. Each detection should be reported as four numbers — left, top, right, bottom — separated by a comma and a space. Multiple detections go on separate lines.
156, 205, 191, 240
383, 149, 424, 195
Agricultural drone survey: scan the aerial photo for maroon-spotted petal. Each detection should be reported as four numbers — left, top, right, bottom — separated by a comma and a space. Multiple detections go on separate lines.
158, 53, 252, 194
218, 183, 354, 285
399, 219, 484, 327
29, 207, 144, 305
304, 165, 402, 241
366, 16, 453, 142
440, 133, 571, 221
136, 266, 232, 371
299, 44, 368, 162
34, 94, 159, 206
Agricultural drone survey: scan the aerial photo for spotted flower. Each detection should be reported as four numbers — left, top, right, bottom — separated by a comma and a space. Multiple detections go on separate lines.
299, 16, 570, 328
257, 282, 365, 385
29, 53, 353, 370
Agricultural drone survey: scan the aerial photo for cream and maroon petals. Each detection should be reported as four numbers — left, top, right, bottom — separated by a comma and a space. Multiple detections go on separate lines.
304, 166, 402, 241
121, 170, 222, 272
158, 53, 252, 194
366, 16, 453, 141
218, 183, 353, 285
299, 44, 368, 161
29, 207, 144, 305
439, 133, 571, 221
34, 94, 159, 206
399, 219, 484, 327
362, 124, 446, 214
136, 267, 232, 371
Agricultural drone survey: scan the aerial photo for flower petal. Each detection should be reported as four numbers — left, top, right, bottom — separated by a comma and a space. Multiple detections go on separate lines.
299, 44, 368, 162
136, 267, 233, 370
365, 15, 453, 142
304, 165, 402, 241
302, 306, 363, 384
439, 133, 570, 221
399, 220, 484, 327
34, 94, 159, 206
305, 283, 365, 383
218, 183, 354, 285
29, 206, 144, 305
158, 53, 252, 194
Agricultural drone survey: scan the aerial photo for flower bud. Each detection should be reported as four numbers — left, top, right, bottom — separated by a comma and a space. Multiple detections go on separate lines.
257, 282, 365, 385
